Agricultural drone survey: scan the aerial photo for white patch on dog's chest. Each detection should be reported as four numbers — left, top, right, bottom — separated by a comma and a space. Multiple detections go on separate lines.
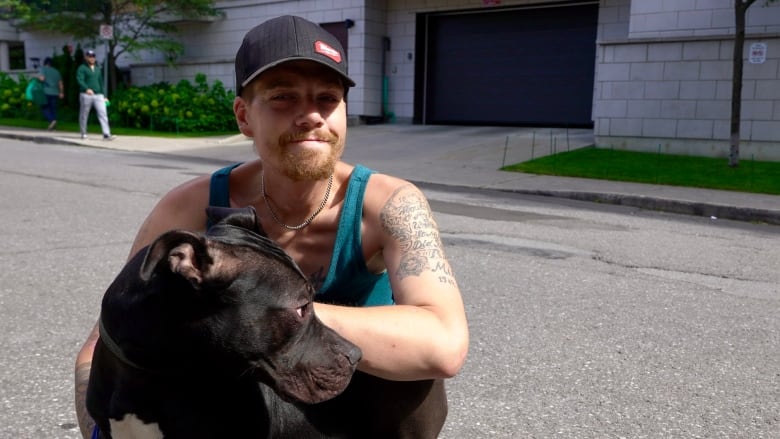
109, 413, 163, 439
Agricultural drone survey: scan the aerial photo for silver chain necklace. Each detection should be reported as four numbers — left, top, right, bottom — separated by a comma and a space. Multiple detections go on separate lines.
261, 172, 333, 230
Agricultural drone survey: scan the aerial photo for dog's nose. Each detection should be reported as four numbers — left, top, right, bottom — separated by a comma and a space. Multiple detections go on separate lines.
346, 346, 362, 366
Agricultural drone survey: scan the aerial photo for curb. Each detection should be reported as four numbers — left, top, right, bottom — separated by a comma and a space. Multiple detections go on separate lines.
527, 190, 780, 226
5, 130, 780, 226
1, 131, 83, 147
414, 182, 780, 226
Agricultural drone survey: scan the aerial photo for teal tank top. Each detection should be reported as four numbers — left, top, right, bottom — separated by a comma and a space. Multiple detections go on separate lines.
209, 164, 393, 306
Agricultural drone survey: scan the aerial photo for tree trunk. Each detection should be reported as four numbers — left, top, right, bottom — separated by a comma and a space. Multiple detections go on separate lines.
729, 0, 757, 168
108, 44, 117, 94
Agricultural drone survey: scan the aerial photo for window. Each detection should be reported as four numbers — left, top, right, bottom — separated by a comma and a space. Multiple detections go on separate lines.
9, 42, 25, 70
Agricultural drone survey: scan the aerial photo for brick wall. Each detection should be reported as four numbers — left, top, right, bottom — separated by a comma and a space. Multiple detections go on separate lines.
594, 0, 780, 160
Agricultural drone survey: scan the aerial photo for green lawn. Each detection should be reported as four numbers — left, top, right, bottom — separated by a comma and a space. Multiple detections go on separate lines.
503, 146, 780, 195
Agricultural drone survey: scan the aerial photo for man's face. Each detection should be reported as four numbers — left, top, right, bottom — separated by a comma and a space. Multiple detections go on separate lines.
236, 60, 347, 181
85, 54, 96, 65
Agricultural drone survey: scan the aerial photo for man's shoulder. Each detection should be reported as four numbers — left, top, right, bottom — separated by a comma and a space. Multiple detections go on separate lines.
150, 176, 212, 226
363, 169, 412, 190
363, 171, 424, 210
337, 162, 422, 207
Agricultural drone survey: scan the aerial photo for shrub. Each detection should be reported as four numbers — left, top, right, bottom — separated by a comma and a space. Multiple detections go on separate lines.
110, 73, 236, 133
0, 71, 236, 133
0, 44, 74, 119
0, 72, 41, 119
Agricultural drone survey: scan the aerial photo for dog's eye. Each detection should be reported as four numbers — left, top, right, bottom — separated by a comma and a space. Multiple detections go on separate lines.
296, 302, 310, 318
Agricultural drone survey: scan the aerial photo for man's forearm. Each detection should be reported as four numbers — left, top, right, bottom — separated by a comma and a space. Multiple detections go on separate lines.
75, 361, 95, 438
75, 322, 99, 438
313, 302, 468, 381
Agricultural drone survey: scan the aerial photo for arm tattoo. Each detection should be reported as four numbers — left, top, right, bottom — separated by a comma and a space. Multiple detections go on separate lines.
380, 185, 456, 285
75, 362, 95, 438
75, 328, 99, 438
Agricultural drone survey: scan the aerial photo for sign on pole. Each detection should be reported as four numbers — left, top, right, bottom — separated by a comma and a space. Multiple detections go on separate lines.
749, 42, 767, 64
99, 24, 113, 97
99, 24, 113, 40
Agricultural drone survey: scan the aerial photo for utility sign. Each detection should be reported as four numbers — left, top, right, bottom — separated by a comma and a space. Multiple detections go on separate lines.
749, 42, 767, 64
99, 24, 113, 40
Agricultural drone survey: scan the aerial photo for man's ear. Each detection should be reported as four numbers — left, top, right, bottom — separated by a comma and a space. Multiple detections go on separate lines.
233, 95, 253, 137
140, 230, 212, 289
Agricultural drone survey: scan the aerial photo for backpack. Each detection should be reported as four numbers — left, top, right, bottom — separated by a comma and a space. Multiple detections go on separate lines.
25, 79, 47, 106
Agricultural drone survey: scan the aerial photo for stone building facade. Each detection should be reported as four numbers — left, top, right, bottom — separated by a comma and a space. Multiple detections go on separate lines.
596, 0, 780, 159
4, 0, 780, 159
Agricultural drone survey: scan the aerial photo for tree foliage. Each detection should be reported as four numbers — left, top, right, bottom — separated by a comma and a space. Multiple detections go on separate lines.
0, 0, 223, 93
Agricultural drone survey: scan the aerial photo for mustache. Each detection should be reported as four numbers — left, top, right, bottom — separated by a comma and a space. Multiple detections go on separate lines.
279, 130, 339, 146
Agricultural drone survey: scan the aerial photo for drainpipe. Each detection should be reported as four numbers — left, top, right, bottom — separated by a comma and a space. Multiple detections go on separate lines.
382, 36, 394, 123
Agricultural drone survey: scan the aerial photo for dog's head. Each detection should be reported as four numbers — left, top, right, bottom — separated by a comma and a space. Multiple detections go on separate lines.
101, 207, 361, 404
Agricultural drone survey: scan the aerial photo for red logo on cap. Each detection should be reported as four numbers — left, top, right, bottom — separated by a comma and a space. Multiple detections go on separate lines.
314, 41, 342, 63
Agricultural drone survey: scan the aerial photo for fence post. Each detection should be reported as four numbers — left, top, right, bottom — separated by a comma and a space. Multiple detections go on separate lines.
501, 135, 509, 168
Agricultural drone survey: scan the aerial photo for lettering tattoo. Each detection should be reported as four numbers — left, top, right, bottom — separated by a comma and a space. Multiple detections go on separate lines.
380, 185, 456, 285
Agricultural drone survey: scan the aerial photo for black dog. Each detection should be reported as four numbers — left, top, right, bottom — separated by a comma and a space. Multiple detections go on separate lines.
87, 208, 447, 438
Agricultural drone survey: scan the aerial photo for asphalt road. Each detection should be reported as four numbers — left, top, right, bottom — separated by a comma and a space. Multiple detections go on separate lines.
1, 138, 778, 438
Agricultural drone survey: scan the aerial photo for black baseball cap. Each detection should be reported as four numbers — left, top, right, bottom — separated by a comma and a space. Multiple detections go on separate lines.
85, 49, 96, 56
235, 15, 355, 96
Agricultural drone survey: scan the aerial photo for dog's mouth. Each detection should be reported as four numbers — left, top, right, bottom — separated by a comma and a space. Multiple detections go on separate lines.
242, 357, 354, 404
274, 362, 358, 404
243, 314, 362, 404
251, 343, 360, 404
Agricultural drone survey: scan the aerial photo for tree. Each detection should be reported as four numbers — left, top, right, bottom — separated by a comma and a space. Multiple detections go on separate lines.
0, 0, 223, 94
729, 0, 777, 168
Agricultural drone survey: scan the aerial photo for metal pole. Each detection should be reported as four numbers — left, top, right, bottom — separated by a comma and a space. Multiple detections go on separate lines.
104, 41, 109, 97
501, 136, 509, 168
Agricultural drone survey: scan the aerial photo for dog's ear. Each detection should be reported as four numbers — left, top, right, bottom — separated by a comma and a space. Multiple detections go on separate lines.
206, 206, 265, 236
140, 230, 212, 289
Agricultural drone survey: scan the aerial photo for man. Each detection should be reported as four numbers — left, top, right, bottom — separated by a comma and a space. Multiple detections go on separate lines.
37, 57, 64, 131
76, 49, 114, 140
75, 15, 469, 438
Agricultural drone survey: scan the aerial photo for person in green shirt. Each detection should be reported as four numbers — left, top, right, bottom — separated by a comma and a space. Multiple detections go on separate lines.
76, 50, 114, 140
37, 57, 64, 131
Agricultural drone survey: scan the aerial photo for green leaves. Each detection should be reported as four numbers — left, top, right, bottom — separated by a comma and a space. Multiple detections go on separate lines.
110, 76, 236, 133
0, 71, 236, 133
2, 0, 222, 92
0, 72, 38, 118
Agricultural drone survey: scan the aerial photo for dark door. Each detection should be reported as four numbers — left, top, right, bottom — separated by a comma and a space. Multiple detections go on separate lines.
419, 4, 598, 127
321, 22, 349, 56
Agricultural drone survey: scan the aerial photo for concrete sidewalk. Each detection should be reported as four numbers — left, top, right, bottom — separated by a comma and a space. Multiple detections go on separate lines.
2, 124, 779, 225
